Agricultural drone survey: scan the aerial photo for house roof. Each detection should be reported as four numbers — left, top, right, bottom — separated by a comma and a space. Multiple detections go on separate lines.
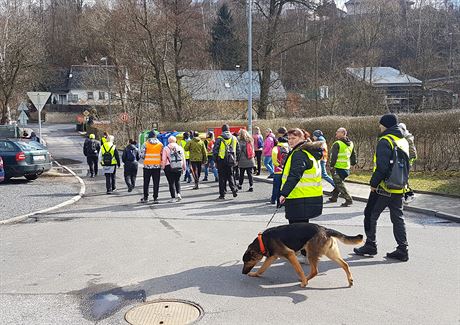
67, 65, 119, 90
346, 67, 422, 86
180, 69, 286, 101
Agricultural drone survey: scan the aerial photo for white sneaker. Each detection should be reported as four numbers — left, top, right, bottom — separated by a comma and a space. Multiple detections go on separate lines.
176, 194, 182, 202
404, 195, 415, 205
167, 198, 175, 203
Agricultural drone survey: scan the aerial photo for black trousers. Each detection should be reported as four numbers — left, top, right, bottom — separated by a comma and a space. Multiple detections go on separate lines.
124, 162, 138, 189
218, 165, 236, 197
105, 167, 116, 192
364, 191, 408, 248
255, 150, 262, 174
87, 156, 98, 176
164, 165, 181, 198
190, 161, 202, 184
239, 167, 253, 187
143, 168, 161, 200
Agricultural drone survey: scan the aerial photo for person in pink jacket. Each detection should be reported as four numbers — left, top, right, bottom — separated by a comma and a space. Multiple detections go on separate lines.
263, 128, 276, 178
161, 136, 186, 203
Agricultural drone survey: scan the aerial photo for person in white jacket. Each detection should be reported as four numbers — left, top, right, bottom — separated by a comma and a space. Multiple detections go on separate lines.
161, 136, 186, 203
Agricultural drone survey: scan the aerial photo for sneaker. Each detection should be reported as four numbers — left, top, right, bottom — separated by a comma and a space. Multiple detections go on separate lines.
192, 184, 199, 190
267, 174, 274, 179
328, 197, 338, 203
167, 198, 175, 203
106, 191, 112, 195
386, 248, 409, 262
128, 187, 133, 193
90, 174, 94, 178
112, 188, 117, 192
202, 177, 208, 181
153, 199, 159, 204
247, 187, 253, 192
187, 179, 192, 183
341, 200, 353, 207
217, 196, 225, 200
270, 201, 276, 204
354, 245, 377, 256
140, 197, 148, 203
232, 190, 238, 198
176, 194, 182, 202
404, 195, 415, 205
214, 178, 219, 182
237, 185, 242, 190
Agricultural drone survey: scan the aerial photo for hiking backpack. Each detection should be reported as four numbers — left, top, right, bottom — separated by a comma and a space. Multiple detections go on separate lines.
246, 142, 255, 159
384, 137, 410, 190
277, 146, 289, 168
223, 138, 237, 167
125, 147, 136, 162
169, 147, 183, 172
102, 144, 114, 165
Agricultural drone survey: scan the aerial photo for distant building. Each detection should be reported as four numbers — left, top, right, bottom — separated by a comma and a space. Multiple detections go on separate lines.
49, 65, 128, 109
180, 69, 286, 119
346, 66, 423, 111
345, 0, 414, 16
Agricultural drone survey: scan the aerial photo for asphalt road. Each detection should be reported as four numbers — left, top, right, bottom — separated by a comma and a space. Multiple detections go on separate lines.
0, 124, 459, 325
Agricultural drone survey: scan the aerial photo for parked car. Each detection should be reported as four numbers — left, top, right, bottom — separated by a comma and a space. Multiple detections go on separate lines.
0, 139, 52, 180
0, 156, 4, 183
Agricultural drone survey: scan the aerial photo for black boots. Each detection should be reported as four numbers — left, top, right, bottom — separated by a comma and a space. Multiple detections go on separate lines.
354, 244, 377, 256
386, 247, 409, 262
328, 189, 339, 202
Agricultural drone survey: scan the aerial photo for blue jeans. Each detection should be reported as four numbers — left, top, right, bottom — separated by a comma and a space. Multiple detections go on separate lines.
204, 156, 218, 179
320, 160, 335, 187
263, 156, 274, 175
271, 173, 282, 204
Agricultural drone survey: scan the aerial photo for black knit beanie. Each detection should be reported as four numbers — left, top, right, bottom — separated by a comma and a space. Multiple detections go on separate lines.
379, 113, 398, 128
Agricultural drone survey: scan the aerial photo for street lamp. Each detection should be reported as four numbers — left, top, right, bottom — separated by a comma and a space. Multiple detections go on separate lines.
100, 57, 111, 121
247, 0, 253, 134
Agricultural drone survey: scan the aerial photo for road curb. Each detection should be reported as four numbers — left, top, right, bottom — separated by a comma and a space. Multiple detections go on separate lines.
253, 175, 460, 223
0, 162, 86, 225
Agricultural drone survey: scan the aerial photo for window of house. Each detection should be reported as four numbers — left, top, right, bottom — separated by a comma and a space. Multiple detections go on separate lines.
87, 92, 94, 100
69, 94, 78, 103
99, 91, 105, 100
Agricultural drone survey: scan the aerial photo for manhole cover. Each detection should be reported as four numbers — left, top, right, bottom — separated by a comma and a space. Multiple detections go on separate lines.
125, 299, 203, 325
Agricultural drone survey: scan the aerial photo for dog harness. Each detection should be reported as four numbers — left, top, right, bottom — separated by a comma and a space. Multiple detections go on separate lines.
258, 232, 266, 255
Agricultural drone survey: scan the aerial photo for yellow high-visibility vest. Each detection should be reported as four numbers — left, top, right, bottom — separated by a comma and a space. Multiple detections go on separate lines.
333, 140, 354, 169
281, 148, 322, 199
218, 136, 237, 159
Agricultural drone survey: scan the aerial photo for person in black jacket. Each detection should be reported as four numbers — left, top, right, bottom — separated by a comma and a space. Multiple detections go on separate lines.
354, 114, 410, 262
83, 133, 100, 178
122, 139, 140, 192
279, 128, 324, 223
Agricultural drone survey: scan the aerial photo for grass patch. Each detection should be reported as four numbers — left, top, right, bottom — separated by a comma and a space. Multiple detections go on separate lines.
347, 170, 460, 197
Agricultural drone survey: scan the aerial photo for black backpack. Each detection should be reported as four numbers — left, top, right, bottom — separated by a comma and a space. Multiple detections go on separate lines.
102, 144, 114, 165
384, 137, 410, 190
125, 147, 136, 162
223, 138, 236, 167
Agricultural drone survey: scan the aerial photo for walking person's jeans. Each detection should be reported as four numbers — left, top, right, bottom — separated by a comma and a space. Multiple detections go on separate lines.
191, 161, 202, 184
105, 167, 116, 192
87, 155, 98, 176
184, 159, 192, 182
238, 167, 253, 187
263, 156, 274, 175
255, 150, 262, 174
320, 160, 335, 187
217, 165, 236, 197
123, 162, 138, 190
143, 168, 161, 200
271, 173, 282, 204
204, 157, 218, 180
164, 165, 181, 198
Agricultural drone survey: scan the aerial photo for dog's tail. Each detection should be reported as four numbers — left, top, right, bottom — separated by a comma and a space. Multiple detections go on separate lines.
325, 228, 363, 245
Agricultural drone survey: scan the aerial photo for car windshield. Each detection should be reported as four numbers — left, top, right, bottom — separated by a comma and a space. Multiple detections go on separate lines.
16, 141, 46, 151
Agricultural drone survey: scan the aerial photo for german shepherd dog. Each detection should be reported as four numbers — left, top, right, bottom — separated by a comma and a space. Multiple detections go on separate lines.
242, 223, 363, 287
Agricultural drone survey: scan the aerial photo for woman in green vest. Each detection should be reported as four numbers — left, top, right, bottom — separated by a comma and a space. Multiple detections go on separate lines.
279, 128, 324, 224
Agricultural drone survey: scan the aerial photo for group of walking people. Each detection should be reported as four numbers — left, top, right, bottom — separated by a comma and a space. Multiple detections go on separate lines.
83, 113, 417, 262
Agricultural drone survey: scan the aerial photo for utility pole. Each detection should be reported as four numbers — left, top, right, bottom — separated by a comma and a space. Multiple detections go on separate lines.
101, 57, 111, 122
247, 0, 253, 134
448, 32, 453, 81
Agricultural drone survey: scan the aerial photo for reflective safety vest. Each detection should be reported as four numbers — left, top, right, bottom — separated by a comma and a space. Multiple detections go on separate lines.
281, 149, 322, 199
333, 140, 354, 169
101, 142, 117, 165
218, 136, 237, 159
180, 139, 190, 159
373, 134, 410, 194
144, 141, 162, 166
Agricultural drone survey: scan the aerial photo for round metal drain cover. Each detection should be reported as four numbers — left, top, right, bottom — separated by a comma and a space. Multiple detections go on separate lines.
125, 299, 203, 325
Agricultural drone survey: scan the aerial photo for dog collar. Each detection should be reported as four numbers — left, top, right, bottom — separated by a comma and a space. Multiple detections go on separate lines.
258, 232, 266, 255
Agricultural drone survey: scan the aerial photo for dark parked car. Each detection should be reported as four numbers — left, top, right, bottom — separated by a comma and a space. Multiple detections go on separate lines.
0, 156, 4, 183
0, 139, 52, 180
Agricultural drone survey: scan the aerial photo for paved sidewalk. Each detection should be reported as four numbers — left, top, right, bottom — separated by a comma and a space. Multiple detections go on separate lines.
253, 171, 460, 222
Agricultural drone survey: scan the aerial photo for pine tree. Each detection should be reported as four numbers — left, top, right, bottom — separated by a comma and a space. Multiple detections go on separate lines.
210, 4, 242, 70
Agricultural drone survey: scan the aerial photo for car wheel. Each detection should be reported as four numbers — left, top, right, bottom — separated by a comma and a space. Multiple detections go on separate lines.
25, 174, 39, 181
